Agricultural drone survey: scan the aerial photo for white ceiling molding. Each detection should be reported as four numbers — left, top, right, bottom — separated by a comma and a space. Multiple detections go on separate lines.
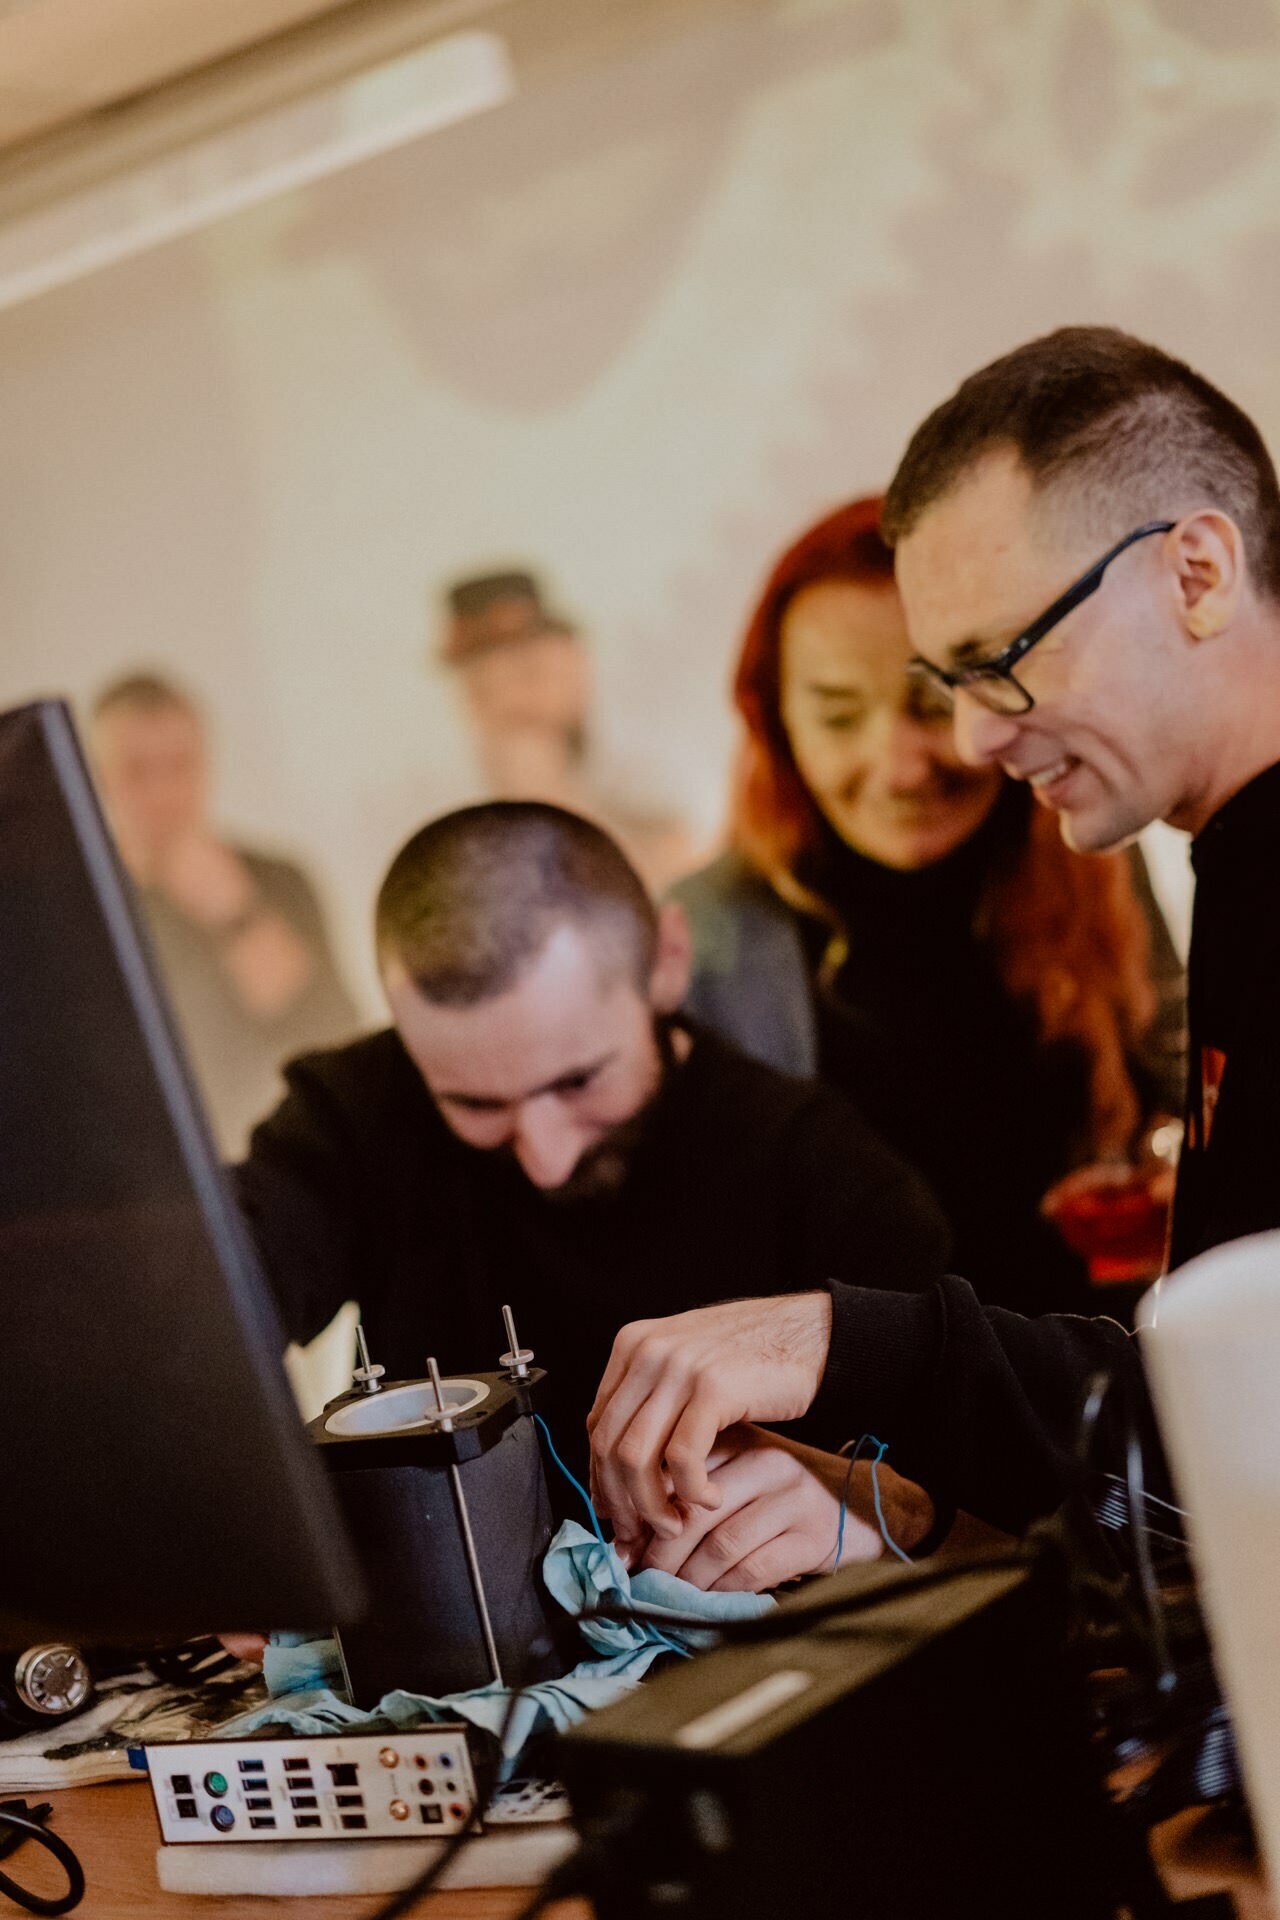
0, 0, 515, 311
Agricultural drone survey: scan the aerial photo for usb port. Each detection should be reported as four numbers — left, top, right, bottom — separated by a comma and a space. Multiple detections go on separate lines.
238, 1759, 266, 1773
340, 1813, 367, 1830
245, 1797, 272, 1811
335, 1793, 363, 1808
294, 1815, 322, 1829
289, 1796, 317, 1810
249, 1816, 277, 1830
284, 1758, 310, 1773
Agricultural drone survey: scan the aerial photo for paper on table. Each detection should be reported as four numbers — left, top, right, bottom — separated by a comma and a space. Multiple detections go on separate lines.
0, 1664, 266, 1793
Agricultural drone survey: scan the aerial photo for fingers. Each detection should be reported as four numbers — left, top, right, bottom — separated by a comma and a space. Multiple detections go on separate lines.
587, 1319, 657, 1438
611, 1381, 723, 1540
689, 1491, 796, 1591
659, 1388, 730, 1513
588, 1296, 834, 1547
639, 1444, 794, 1586
217, 1633, 267, 1665
590, 1330, 713, 1543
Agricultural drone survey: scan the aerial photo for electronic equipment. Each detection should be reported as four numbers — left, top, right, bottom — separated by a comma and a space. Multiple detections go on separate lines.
0, 1647, 93, 1737
0, 698, 365, 1643
143, 1729, 477, 1843
309, 1318, 576, 1705
556, 1554, 1125, 1920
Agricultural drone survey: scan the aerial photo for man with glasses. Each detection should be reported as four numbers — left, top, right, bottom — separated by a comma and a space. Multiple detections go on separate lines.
589, 326, 1280, 1553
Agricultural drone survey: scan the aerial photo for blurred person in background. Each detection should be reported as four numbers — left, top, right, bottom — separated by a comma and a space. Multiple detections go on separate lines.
91, 672, 359, 1158
672, 498, 1184, 1314
438, 568, 698, 893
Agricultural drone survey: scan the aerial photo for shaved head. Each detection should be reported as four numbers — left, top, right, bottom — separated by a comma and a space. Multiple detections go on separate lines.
375, 802, 658, 1006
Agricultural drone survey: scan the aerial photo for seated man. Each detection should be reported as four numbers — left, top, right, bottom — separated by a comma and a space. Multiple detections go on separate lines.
237, 800, 945, 1590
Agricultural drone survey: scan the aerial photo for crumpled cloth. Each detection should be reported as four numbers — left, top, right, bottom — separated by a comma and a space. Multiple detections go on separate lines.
219, 1520, 774, 1771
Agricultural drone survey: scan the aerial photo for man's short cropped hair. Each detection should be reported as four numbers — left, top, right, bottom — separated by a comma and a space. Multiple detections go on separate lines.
92, 671, 199, 723
375, 802, 658, 1006
882, 326, 1280, 601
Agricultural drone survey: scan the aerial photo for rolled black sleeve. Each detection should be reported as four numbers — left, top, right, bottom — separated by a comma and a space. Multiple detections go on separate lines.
808, 1276, 1144, 1535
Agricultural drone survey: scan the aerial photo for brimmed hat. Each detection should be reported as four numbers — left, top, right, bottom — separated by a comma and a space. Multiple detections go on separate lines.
439, 570, 575, 666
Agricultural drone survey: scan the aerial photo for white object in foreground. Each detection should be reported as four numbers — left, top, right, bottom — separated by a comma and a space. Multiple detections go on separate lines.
1139, 1231, 1280, 1893
156, 1826, 576, 1897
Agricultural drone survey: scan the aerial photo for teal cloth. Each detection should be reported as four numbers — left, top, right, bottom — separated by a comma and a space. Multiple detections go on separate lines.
220, 1520, 774, 1771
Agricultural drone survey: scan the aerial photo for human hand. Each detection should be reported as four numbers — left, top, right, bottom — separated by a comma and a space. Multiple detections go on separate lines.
216, 1632, 267, 1666
632, 1425, 934, 1593
156, 831, 255, 926
587, 1292, 833, 1555
220, 912, 313, 1018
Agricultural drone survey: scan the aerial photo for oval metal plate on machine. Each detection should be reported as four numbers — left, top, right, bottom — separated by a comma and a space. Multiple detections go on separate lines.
323, 1379, 491, 1437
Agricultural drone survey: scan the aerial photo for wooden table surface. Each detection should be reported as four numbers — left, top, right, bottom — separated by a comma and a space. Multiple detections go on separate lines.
17, 1780, 588, 1920
13, 1777, 1271, 1919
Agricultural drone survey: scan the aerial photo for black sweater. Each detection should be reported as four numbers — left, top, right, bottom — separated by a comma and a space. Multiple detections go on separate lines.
237, 1024, 949, 1483
811, 760, 1280, 1534
800, 794, 1098, 1313
1170, 759, 1280, 1266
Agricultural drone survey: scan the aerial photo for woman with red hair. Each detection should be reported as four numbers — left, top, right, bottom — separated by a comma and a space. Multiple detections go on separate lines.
673, 497, 1184, 1312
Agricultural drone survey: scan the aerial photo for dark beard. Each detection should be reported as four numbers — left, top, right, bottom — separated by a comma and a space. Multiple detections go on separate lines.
528, 1015, 680, 1206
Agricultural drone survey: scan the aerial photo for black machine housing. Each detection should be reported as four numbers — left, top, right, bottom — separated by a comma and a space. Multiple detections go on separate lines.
308, 1366, 576, 1707
557, 1555, 1131, 1920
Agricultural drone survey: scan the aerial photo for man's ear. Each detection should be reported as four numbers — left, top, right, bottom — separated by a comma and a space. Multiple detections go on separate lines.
649, 900, 693, 1014
1171, 510, 1247, 640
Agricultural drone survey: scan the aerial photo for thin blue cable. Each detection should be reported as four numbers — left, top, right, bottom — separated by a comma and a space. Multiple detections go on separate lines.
835, 1433, 911, 1567
532, 1413, 692, 1661
532, 1413, 607, 1547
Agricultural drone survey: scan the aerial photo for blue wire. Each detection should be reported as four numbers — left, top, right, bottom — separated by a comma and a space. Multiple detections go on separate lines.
833, 1449, 858, 1572
835, 1434, 911, 1567
532, 1413, 607, 1547
532, 1413, 692, 1660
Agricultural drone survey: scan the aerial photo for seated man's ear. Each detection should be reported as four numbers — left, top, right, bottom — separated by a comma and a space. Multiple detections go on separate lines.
649, 901, 693, 1014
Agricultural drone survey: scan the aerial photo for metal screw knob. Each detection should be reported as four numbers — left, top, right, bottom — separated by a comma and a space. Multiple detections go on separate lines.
425, 1355, 454, 1432
499, 1303, 533, 1378
352, 1323, 385, 1395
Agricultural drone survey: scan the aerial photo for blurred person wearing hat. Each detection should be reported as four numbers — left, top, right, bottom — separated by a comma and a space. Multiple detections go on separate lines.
438, 569, 698, 892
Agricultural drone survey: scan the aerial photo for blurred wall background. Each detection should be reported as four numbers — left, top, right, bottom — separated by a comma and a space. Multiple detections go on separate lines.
5, 0, 1271, 1002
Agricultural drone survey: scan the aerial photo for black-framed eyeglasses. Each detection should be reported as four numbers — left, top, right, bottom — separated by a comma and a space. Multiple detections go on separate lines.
908, 519, 1175, 716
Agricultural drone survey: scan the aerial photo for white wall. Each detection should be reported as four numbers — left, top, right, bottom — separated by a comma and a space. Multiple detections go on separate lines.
9, 0, 1273, 1000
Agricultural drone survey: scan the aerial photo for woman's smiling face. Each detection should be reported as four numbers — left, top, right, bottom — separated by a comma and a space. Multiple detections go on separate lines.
778, 576, 1004, 869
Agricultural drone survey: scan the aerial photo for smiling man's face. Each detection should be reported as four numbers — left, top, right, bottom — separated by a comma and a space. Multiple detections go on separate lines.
894, 449, 1204, 852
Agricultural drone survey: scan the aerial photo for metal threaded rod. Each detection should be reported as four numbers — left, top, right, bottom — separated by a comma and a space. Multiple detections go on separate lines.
499, 1303, 533, 1377
425, 1354, 505, 1688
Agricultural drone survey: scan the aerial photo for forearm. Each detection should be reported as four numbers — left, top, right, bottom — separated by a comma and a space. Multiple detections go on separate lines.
809, 1276, 1143, 1536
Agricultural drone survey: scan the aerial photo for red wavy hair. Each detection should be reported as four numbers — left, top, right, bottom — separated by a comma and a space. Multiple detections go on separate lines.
730, 496, 1156, 1158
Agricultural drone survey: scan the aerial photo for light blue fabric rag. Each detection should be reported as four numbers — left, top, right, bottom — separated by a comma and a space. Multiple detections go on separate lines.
220, 1520, 774, 1772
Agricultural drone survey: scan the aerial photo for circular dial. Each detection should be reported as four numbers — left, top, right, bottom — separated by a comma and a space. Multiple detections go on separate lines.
14, 1644, 92, 1716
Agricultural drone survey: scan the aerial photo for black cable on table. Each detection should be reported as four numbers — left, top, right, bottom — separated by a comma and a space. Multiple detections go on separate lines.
364, 1657, 535, 1920
0, 1806, 85, 1917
